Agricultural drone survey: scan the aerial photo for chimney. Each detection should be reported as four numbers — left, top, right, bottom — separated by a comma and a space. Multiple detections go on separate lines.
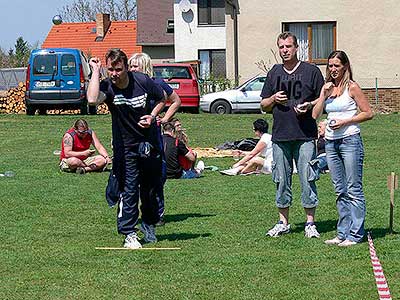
96, 13, 111, 41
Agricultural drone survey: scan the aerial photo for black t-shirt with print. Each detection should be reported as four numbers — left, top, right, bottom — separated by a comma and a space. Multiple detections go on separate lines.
163, 134, 189, 179
260, 62, 324, 142
100, 71, 164, 147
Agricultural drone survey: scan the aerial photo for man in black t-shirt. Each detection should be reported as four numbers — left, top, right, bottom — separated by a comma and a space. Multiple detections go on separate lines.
162, 122, 200, 179
260, 32, 324, 239
87, 49, 165, 249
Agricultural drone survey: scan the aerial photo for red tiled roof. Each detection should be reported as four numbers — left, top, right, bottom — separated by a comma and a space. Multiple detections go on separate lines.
42, 21, 142, 64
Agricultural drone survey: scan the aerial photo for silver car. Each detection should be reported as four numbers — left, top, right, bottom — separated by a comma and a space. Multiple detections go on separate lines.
200, 75, 266, 114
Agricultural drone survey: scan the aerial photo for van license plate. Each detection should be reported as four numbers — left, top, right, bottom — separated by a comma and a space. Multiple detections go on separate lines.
35, 81, 56, 88
168, 83, 179, 89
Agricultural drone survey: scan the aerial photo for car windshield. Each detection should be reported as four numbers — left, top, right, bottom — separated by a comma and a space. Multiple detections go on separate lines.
238, 76, 266, 90
33, 55, 57, 75
153, 66, 191, 80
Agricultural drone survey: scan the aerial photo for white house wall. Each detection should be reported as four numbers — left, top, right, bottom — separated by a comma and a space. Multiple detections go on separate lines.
174, 0, 226, 62
226, 0, 400, 86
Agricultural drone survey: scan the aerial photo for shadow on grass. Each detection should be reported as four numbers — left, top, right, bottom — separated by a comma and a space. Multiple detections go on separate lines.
366, 228, 399, 239
292, 219, 337, 234
158, 232, 212, 242
164, 213, 216, 223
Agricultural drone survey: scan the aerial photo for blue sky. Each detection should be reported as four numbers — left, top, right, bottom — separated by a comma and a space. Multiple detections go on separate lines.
0, 0, 73, 51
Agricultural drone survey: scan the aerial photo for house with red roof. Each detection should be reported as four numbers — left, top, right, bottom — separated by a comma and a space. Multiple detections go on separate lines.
42, 13, 141, 64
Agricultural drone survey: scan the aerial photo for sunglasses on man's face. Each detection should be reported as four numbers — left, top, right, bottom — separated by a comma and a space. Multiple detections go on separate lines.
77, 129, 88, 134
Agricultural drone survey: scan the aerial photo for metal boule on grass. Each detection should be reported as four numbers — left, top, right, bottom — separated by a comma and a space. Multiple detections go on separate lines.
0, 171, 15, 177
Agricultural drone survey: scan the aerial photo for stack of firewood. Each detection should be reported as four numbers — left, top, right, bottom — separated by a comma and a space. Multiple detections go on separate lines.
0, 82, 26, 114
0, 82, 110, 114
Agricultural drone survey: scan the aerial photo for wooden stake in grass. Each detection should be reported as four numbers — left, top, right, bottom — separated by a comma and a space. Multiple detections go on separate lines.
387, 172, 398, 234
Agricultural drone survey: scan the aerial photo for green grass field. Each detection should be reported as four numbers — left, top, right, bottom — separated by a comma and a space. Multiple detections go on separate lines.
0, 113, 399, 300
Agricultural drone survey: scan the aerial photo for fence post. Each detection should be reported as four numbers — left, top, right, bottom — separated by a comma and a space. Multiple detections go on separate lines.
375, 77, 378, 105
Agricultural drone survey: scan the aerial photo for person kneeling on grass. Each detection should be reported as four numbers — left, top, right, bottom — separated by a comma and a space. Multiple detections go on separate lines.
220, 119, 273, 176
59, 119, 111, 174
163, 122, 204, 179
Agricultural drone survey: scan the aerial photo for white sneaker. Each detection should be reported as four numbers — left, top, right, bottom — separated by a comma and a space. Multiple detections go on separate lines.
124, 232, 142, 249
304, 224, 320, 238
195, 160, 205, 173
220, 167, 240, 176
338, 239, 357, 247
140, 222, 157, 243
266, 222, 290, 237
324, 237, 344, 245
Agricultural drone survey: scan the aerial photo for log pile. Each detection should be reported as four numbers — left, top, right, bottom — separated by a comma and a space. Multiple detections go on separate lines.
0, 82, 110, 115
0, 82, 26, 114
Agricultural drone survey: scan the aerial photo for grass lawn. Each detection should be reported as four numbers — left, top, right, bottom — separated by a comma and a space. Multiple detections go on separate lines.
0, 113, 399, 300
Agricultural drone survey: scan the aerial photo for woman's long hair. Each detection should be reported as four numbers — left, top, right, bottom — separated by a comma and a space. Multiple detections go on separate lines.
325, 50, 353, 96
128, 52, 153, 77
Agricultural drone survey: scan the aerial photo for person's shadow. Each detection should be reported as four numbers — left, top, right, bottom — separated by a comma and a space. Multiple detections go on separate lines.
292, 219, 398, 240
157, 213, 215, 242
164, 213, 215, 224
158, 232, 212, 242
291, 219, 337, 234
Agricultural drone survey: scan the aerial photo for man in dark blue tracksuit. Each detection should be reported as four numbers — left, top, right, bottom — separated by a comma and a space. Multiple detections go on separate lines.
87, 49, 165, 249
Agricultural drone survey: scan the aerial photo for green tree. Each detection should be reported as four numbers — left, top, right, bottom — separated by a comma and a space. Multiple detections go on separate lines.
14, 37, 30, 67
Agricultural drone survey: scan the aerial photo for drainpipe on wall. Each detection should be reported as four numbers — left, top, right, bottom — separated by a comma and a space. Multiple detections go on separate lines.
233, 4, 239, 86
227, 1, 239, 87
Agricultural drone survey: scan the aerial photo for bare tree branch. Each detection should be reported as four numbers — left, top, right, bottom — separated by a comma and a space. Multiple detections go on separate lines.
58, 0, 136, 22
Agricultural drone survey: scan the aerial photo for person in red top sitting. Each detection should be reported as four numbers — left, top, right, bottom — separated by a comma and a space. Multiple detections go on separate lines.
59, 119, 111, 174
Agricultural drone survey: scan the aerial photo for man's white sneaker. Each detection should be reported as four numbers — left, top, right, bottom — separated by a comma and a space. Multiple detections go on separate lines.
140, 222, 157, 243
338, 239, 357, 247
304, 224, 320, 238
195, 160, 205, 173
324, 237, 344, 245
266, 222, 290, 237
124, 232, 142, 249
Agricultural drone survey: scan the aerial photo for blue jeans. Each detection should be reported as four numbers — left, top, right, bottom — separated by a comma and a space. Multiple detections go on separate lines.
272, 140, 318, 209
325, 133, 366, 242
180, 169, 200, 179
309, 154, 329, 177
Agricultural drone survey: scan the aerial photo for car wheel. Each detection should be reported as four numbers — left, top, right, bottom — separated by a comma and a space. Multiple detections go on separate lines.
26, 105, 36, 116
186, 106, 199, 114
210, 100, 231, 114
89, 105, 97, 115
38, 108, 47, 115
80, 103, 88, 115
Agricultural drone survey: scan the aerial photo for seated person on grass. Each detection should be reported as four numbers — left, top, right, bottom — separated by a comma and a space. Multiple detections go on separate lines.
309, 119, 329, 175
220, 119, 273, 176
59, 119, 111, 174
162, 122, 204, 179
172, 118, 200, 172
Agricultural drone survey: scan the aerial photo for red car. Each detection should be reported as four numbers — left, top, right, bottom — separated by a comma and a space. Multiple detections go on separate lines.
153, 63, 200, 113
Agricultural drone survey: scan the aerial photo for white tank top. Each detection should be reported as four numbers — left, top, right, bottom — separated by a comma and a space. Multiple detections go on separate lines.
324, 87, 360, 140
259, 133, 273, 159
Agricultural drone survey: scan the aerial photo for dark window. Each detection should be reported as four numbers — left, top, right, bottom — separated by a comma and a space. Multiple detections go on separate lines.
61, 54, 76, 76
283, 22, 336, 64
153, 66, 190, 79
198, 0, 225, 25
166, 19, 174, 34
33, 55, 57, 75
199, 49, 226, 79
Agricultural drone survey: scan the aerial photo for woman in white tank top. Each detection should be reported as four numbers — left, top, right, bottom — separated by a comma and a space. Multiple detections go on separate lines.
312, 50, 373, 247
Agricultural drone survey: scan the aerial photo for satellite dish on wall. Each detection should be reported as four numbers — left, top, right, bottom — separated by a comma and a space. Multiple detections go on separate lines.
178, 0, 192, 13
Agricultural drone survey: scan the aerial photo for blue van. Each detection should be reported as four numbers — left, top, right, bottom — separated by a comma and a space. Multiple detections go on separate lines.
25, 48, 96, 115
